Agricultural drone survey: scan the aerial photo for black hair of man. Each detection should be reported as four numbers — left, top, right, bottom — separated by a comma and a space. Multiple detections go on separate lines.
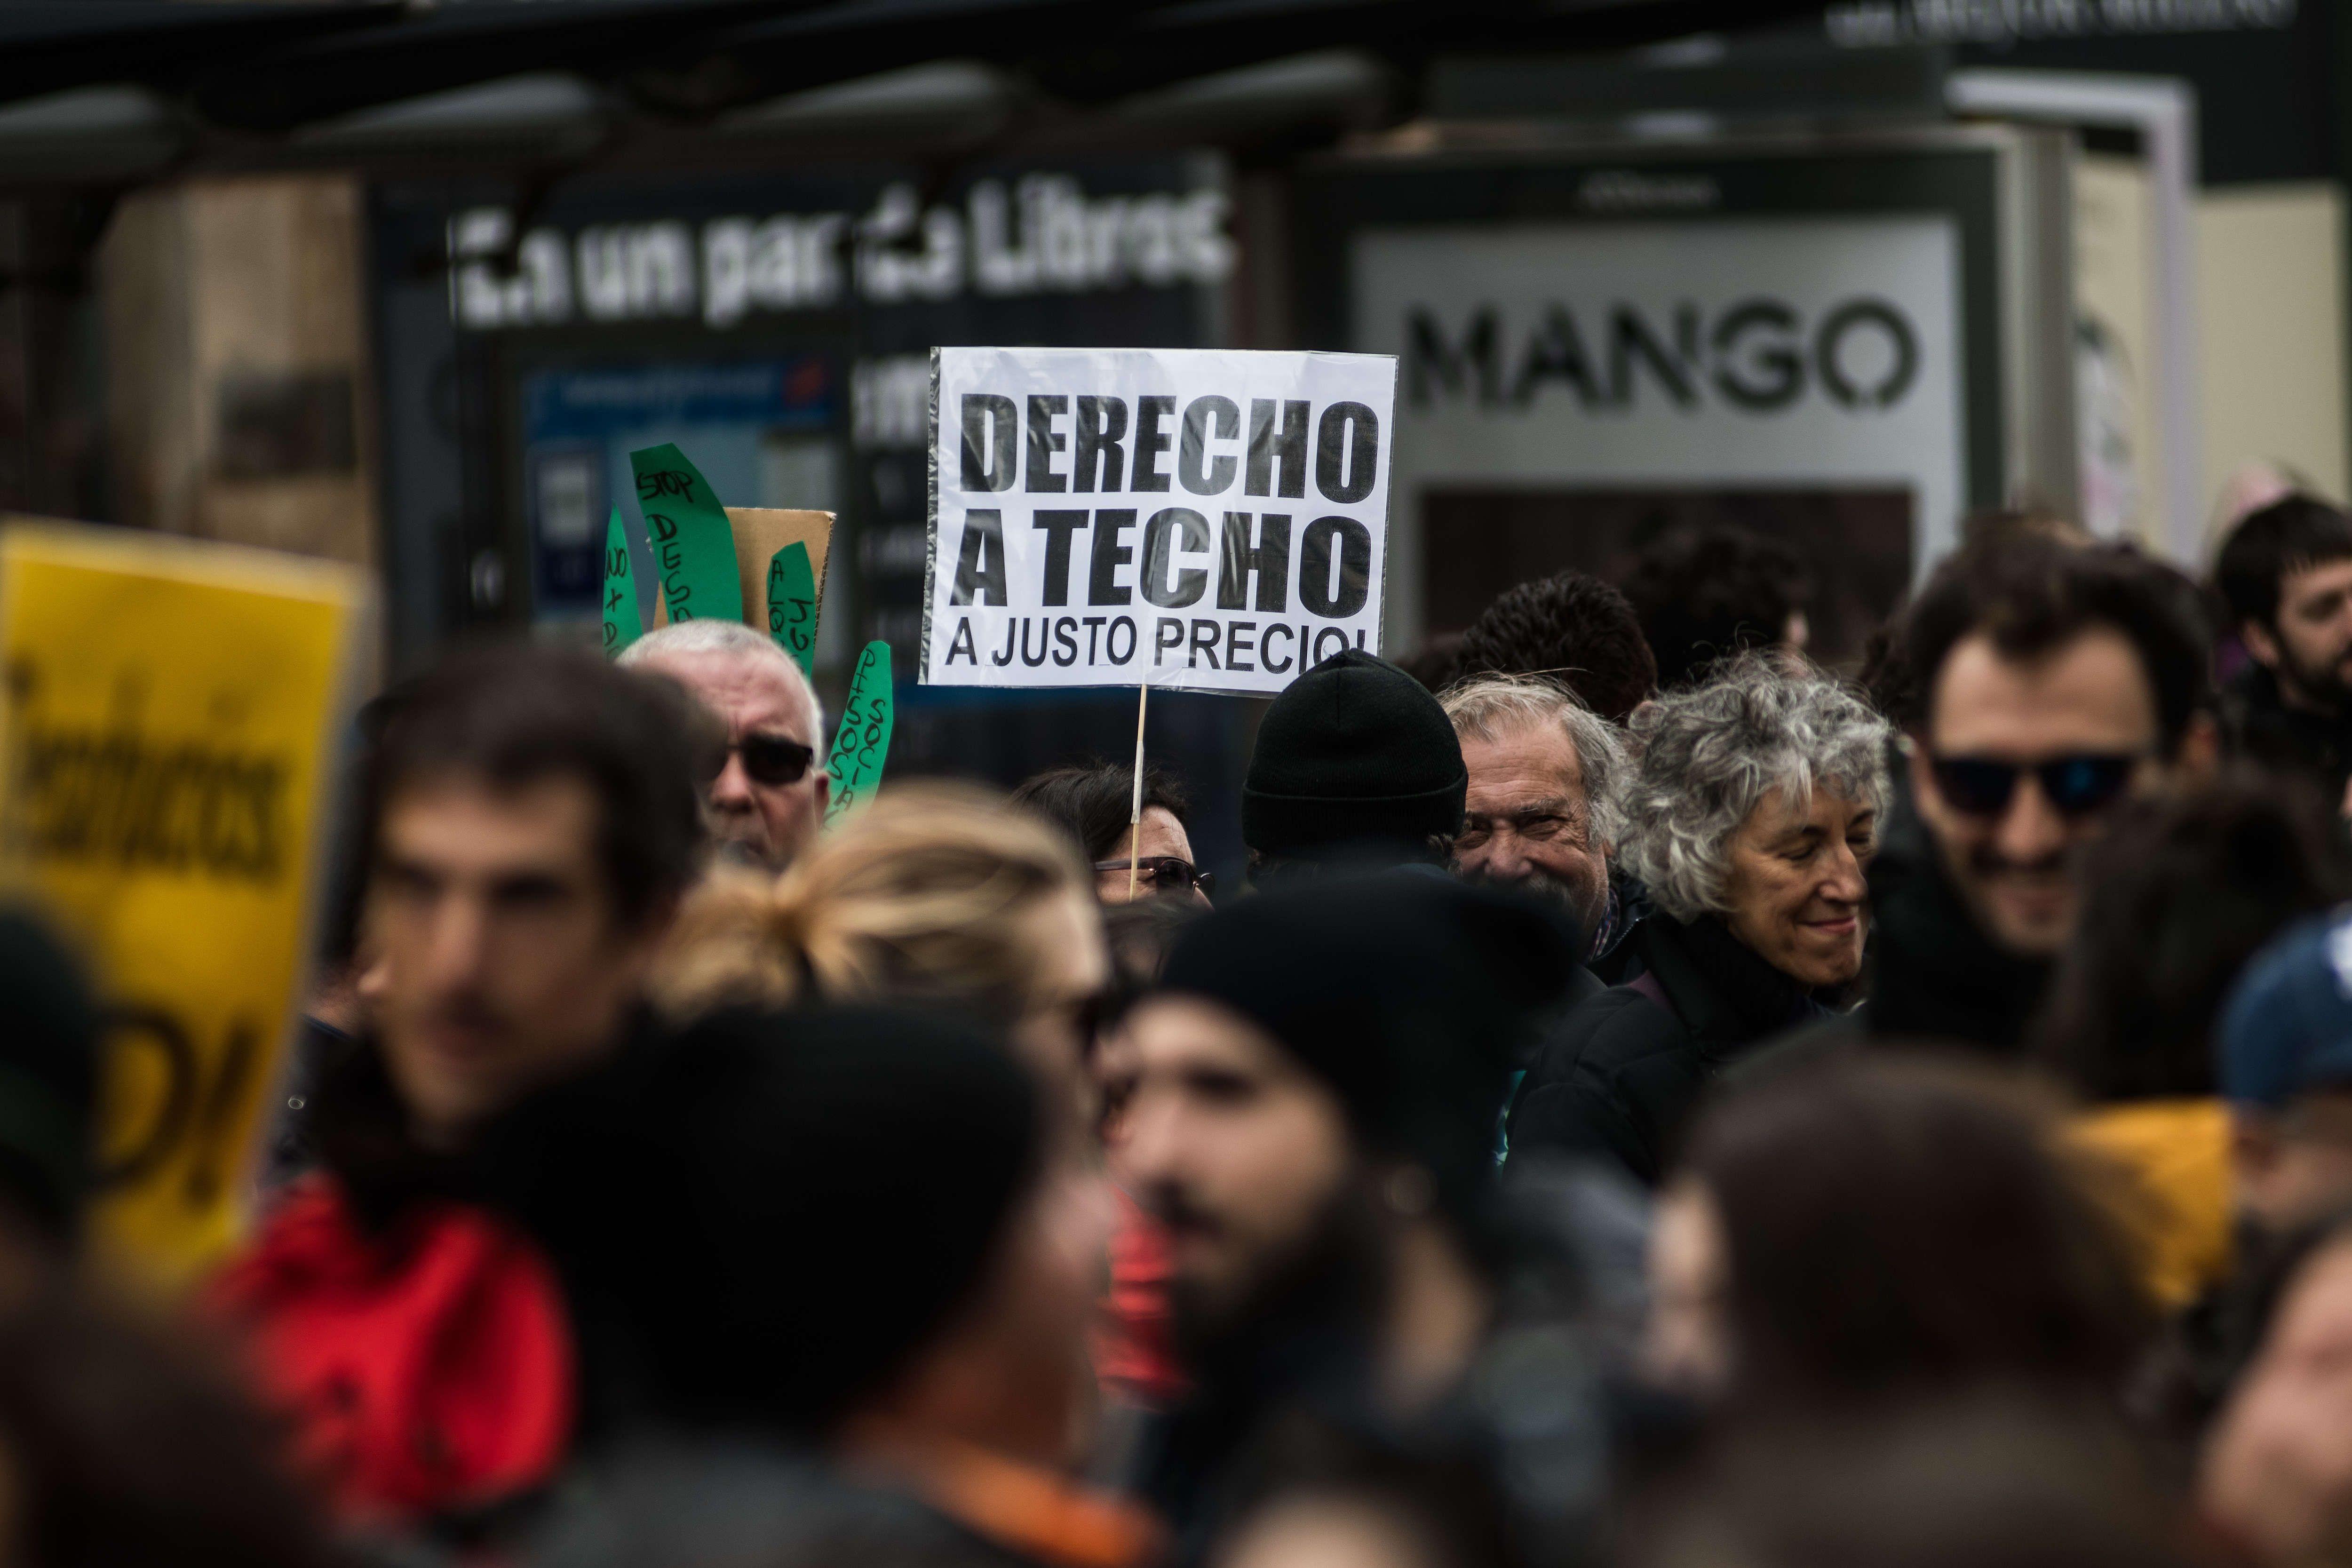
1011, 762, 1192, 864
1623, 525, 1814, 690
2215, 494, 2352, 634
1899, 537, 2213, 757
1454, 573, 1657, 724
2030, 772, 2352, 1103
359, 640, 712, 929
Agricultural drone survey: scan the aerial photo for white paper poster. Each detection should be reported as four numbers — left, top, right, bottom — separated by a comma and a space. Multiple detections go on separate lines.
922, 346, 1398, 695
1353, 216, 1966, 634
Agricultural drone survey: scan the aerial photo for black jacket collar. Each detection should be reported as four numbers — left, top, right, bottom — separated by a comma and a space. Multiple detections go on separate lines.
1639, 912, 1828, 1050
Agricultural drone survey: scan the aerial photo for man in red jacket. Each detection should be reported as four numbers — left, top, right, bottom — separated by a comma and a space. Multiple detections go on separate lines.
215, 641, 708, 1534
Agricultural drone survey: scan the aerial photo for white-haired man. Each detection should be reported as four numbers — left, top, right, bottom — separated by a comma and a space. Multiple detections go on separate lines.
1441, 675, 1642, 980
620, 621, 828, 869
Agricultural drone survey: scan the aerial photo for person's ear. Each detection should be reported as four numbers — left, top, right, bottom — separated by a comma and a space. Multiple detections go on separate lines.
2243, 618, 2284, 670
812, 769, 832, 818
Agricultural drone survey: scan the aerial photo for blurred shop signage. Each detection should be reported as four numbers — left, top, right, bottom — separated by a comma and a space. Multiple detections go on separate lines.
1824, 0, 2295, 46
1366, 218, 1962, 546
1404, 293, 1923, 416
447, 174, 1235, 331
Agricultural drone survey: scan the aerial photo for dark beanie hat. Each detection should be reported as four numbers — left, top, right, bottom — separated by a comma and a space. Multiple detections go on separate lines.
1157, 875, 1579, 1223
1244, 650, 1468, 859
0, 908, 96, 1241
538, 1005, 1040, 1437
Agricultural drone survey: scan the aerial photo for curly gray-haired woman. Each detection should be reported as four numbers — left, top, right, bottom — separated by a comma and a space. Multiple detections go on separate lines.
1506, 653, 1891, 1185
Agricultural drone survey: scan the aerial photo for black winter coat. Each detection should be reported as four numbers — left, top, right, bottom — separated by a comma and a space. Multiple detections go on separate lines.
2225, 661, 2352, 805
1505, 913, 1832, 1186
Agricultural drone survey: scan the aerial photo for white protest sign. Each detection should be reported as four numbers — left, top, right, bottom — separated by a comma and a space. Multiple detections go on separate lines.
922, 347, 1397, 695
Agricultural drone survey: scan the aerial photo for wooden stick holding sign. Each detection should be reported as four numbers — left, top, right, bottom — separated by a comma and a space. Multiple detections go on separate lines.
1127, 682, 1149, 899
824, 640, 895, 827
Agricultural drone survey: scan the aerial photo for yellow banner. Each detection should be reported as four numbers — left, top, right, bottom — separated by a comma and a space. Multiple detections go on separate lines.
0, 524, 364, 1287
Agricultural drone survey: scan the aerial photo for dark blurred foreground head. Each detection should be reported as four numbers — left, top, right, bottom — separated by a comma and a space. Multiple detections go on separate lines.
1633, 1393, 2192, 1568
526, 1004, 1151, 1568
2032, 773, 2352, 1104
2202, 1217, 2352, 1568
0, 907, 96, 1247
0, 1273, 346, 1568
1650, 1055, 2153, 1413
1454, 571, 1657, 724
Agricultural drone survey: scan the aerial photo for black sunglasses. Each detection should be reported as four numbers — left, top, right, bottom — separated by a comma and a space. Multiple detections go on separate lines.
1093, 855, 1214, 899
1927, 753, 2142, 820
703, 734, 816, 789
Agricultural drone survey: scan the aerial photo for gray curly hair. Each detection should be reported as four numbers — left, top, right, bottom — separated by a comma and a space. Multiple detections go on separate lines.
1621, 653, 1890, 922
1439, 674, 1629, 852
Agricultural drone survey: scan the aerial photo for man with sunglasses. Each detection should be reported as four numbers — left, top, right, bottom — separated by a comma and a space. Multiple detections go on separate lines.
1866, 537, 2218, 1050
621, 620, 828, 871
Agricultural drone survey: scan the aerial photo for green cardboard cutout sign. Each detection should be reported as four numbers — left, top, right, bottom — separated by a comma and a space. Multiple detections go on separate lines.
601, 507, 641, 659
825, 640, 894, 827
767, 541, 817, 677
629, 442, 743, 626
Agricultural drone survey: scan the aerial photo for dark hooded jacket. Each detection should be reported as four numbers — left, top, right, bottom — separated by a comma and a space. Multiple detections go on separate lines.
1504, 912, 1834, 1186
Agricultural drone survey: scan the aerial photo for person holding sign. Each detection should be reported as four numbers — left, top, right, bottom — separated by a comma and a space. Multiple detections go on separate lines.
215, 644, 709, 1525
621, 620, 829, 871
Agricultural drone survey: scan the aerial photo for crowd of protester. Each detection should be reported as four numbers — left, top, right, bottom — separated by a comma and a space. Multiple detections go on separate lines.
17, 499, 2352, 1567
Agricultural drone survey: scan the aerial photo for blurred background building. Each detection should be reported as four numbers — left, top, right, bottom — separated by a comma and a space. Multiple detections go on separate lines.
0, 0, 2342, 874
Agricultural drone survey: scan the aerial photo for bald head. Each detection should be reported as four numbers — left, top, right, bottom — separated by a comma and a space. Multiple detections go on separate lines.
621, 622, 828, 868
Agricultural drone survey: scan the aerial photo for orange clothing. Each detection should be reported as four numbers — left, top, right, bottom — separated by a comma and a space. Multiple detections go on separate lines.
2067, 1097, 2234, 1311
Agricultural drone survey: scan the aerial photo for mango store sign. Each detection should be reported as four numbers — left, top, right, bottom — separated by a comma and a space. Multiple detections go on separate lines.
922, 347, 1398, 697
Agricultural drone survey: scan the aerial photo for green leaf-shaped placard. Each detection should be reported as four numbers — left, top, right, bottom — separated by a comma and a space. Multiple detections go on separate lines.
629, 442, 743, 626
767, 541, 817, 677
824, 640, 894, 827
601, 507, 642, 659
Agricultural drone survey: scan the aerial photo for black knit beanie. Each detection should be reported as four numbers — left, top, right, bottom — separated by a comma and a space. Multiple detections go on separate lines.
0, 907, 95, 1241
1156, 875, 1579, 1225
545, 1005, 1040, 1439
1243, 650, 1467, 860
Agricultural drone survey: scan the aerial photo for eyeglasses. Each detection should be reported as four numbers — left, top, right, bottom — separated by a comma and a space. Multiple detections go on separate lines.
1926, 753, 2144, 820
1092, 856, 1214, 899
701, 734, 816, 789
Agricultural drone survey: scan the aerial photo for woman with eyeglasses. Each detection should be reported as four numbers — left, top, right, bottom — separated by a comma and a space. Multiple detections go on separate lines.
1011, 762, 1216, 907
1506, 654, 1891, 1187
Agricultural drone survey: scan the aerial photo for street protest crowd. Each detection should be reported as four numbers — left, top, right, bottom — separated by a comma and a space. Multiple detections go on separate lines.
24, 491, 2352, 1568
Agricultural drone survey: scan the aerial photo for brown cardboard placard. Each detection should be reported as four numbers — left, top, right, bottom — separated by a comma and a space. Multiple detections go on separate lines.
651, 508, 834, 631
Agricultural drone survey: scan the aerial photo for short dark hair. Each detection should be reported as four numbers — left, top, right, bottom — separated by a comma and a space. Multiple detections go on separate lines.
2031, 773, 2352, 1102
1683, 1054, 2153, 1409
1623, 525, 1814, 689
2215, 494, 2352, 631
361, 641, 709, 927
1901, 538, 2213, 755
1009, 762, 1191, 864
1453, 572, 1657, 724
